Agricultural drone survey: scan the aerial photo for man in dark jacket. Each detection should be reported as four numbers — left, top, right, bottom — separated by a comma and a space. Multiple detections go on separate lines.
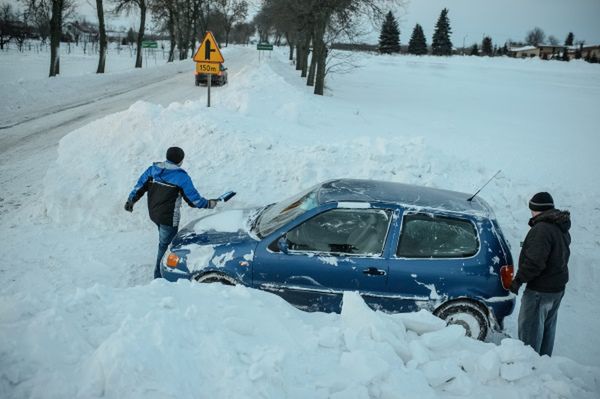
510, 192, 571, 356
124, 147, 218, 279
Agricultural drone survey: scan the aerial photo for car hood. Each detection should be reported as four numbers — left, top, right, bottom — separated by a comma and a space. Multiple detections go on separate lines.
172, 208, 260, 247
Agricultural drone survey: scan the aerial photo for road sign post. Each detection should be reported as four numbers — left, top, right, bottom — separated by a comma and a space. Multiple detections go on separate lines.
257, 43, 273, 63
207, 72, 211, 107
193, 31, 225, 108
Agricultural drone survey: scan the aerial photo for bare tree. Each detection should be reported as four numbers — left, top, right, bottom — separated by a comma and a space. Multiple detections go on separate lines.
150, 0, 177, 62
0, 2, 15, 50
548, 35, 559, 46
214, 0, 248, 47
230, 21, 254, 45
96, 0, 107, 72
21, 0, 52, 44
258, 0, 405, 95
525, 27, 545, 46
47, 0, 76, 76
175, 0, 204, 60
114, 0, 147, 68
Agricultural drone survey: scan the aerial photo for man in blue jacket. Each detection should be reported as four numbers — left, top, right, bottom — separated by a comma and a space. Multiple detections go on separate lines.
125, 147, 217, 278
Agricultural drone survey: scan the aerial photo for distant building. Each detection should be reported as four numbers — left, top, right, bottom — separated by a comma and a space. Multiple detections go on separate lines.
581, 45, 600, 60
537, 45, 566, 59
64, 21, 98, 43
507, 46, 540, 58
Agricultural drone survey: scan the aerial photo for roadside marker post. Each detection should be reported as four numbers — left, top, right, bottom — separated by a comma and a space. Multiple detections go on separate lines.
193, 31, 225, 108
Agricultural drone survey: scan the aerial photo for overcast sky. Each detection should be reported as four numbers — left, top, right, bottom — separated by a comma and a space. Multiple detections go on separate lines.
395, 0, 600, 46
74, 0, 600, 46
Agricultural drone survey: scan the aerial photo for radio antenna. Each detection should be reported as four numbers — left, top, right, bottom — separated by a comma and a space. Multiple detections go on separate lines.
467, 170, 502, 202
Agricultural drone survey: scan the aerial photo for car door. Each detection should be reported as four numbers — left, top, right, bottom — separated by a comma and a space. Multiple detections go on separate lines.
386, 210, 481, 313
253, 206, 393, 313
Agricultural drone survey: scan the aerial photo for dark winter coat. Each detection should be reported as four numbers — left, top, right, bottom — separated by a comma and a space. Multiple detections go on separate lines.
128, 161, 209, 227
515, 209, 571, 293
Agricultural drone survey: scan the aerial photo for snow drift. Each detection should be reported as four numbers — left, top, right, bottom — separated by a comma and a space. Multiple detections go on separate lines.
1, 283, 597, 398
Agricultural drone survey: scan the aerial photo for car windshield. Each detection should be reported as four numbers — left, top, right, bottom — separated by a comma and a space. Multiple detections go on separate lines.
256, 184, 321, 237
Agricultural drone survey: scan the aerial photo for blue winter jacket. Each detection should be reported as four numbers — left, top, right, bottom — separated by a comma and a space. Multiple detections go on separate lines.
128, 161, 209, 226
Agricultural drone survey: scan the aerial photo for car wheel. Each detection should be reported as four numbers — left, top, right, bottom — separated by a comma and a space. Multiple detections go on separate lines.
195, 79, 199, 87
434, 300, 489, 340
195, 272, 236, 286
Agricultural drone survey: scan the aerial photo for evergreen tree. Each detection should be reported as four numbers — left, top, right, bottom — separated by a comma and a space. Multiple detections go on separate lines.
565, 32, 574, 46
481, 36, 493, 56
470, 44, 478, 56
407, 23, 428, 55
378, 11, 400, 54
431, 8, 453, 56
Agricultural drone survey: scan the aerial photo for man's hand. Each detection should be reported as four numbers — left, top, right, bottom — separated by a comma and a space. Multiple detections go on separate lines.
207, 199, 218, 209
124, 200, 134, 212
509, 279, 521, 295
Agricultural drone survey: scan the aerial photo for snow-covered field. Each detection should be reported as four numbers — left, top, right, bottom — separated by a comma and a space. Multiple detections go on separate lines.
1, 46, 599, 398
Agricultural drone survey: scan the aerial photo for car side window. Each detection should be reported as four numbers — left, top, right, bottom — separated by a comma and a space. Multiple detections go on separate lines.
397, 213, 478, 258
285, 209, 391, 256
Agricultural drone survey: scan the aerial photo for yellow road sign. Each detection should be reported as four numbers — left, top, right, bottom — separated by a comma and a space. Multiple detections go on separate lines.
193, 31, 224, 63
195, 62, 220, 75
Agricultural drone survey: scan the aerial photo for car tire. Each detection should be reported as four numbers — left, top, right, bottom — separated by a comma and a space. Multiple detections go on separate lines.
434, 300, 489, 341
195, 272, 236, 286
195, 80, 200, 87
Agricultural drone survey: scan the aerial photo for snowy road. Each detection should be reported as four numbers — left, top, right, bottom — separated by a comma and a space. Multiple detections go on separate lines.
0, 47, 247, 220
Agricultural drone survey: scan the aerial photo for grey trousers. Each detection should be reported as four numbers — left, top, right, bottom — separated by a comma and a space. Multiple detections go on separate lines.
518, 288, 565, 356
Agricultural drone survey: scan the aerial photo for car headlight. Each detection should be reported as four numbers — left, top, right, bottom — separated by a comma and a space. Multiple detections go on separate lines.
164, 252, 180, 268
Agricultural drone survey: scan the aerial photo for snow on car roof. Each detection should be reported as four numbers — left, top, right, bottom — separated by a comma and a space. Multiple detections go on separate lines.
317, 179, 491, 216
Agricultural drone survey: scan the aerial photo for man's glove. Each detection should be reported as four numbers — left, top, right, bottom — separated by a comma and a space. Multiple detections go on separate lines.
124, 200, 134, 212
207, 199, 218, 209
509, 279, 521, 295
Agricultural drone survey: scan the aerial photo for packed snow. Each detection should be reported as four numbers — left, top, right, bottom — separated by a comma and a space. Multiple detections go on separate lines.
1, 45, 599, 398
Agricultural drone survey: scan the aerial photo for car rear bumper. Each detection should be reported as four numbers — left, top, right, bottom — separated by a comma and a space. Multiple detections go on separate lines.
482, 295, 516, 331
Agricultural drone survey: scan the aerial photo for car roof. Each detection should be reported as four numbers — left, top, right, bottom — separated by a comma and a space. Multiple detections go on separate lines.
317, 179, 492, 217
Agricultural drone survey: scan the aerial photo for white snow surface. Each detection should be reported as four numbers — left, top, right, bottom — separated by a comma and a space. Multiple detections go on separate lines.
193, 209, 250, 234
1, 46, 600, 398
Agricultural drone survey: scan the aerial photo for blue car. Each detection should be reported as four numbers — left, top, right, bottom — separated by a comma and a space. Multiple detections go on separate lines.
161, 179, 515, 340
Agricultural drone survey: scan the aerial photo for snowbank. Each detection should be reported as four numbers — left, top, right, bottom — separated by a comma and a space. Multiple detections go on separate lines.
1, 285, 597, 399
2, 45, 599, 398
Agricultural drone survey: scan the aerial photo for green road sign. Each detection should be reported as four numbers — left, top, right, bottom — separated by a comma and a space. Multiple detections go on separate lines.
257, 43, 273, 51
142, 41, 158, 49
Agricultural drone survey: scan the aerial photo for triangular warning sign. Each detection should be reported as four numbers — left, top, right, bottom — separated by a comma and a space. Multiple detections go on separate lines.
193, 31, 224, 63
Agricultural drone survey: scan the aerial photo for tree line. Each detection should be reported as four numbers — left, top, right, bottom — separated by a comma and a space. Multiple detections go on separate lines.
253, 0, 407, 96
378, 8, 597, 62
0, 0, 250, 77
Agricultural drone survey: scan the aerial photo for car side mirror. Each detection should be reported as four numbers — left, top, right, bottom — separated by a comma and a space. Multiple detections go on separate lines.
277, 236, 289, 254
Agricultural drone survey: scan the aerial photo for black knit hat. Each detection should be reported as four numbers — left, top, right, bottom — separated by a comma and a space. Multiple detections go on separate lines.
166, 147, 184, 164
529, 192, 554, 212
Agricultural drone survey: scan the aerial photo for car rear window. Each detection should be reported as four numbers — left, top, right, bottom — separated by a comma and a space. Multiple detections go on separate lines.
397, 213, 479, 258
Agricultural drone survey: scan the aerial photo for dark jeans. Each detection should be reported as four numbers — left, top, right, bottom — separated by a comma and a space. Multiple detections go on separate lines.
518, 288, 565, 356
155, 224, 179, 279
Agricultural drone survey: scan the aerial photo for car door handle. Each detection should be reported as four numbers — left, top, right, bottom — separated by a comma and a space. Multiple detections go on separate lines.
362, 267, 386, 276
